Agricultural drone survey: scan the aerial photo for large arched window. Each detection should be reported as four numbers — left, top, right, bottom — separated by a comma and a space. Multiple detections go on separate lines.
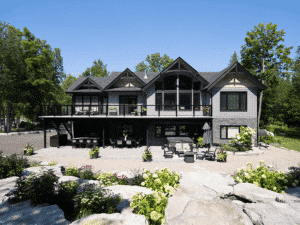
163, 76, 177, 90
179, 75, 192, 90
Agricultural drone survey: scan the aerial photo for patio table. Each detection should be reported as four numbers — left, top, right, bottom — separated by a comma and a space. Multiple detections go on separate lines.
117, 137, 136, 148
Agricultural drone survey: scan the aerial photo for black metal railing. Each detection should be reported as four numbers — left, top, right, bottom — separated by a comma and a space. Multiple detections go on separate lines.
39, 104, 212, 117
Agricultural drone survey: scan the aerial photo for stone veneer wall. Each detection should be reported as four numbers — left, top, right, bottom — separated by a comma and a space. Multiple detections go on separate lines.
212, 118, 258, 147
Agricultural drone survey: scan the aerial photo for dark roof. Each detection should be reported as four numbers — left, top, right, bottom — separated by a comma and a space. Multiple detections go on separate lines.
103, 87, 142, 92
66, 59, 267, 93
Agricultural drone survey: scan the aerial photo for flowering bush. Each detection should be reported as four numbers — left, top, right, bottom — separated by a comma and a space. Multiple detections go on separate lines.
142, 147, 152, 160
96, 172, 128, 187
89, 146, 99, 158
228, 126, 255, 151
23, 143, 34, 156
202, 106, 210, 114
232, 160, 299, 194
72, 184, 125, 221
130, 167, 181, 225
216, 148, 227, 161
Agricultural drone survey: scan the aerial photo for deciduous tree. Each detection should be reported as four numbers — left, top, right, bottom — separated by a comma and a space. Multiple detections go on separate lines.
82, 59, 109, 77
240, 22, 293, 132
135, 53, 174, 72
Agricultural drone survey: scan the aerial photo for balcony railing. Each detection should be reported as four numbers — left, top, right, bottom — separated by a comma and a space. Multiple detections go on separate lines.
38, 104, 212, 117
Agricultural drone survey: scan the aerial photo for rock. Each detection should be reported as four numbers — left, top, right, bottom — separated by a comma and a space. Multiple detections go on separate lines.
0, 163, 152, 225
1, 162, 300, 225
69, 213, 149, 225
164, 170, 300, 225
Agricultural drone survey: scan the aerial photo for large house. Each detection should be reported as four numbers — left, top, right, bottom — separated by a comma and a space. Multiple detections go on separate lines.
39, 57, 267, 148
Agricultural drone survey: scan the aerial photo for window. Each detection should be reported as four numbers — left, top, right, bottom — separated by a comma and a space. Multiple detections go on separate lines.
75, 96, 82, 105
83, 96, 90, 105
91, 96, 98, 105
155, 125, 162, 137
220, 92, 247, 111
155, 81, 162, 91
179, 93, 191, 110
165, 125, 176, 136
179, 125, 188, 136
164, 94, 176, 110
220, 125, 247, 139
179, 75, 192, 90
193, 82, 200, 90
155, 93, 162, 111
164, 76, 177, 90
194, 93, 200, 110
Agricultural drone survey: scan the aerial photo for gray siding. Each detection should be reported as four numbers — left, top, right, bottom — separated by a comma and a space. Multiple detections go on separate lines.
211, 73, 258, 146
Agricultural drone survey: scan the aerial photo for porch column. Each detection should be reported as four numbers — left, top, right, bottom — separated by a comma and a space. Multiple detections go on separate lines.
102, 126, 105, 148
146, 129, 149, 147
57, 122, 60, 148
43, 119, 46, 148
71, 121, 74, 138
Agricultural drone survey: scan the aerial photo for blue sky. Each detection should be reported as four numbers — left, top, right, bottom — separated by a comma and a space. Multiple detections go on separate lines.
1, 0, 299, 80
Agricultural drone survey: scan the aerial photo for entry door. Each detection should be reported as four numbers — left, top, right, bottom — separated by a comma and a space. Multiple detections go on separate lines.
119, 96, 137, 115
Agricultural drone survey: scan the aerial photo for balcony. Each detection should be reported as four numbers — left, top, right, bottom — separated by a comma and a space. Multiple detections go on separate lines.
38, 104, 212, 118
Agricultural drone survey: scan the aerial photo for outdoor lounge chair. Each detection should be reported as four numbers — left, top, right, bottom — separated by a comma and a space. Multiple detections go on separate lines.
164, 146, 175, 158
126, 139, 132, 148
203, 147, 219, 161
117, 140, 123, 148
109, 138, 116, 148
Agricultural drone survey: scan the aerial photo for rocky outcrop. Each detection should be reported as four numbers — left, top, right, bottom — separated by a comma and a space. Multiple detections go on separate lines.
165, 170, 300, 225
1, 162, 300, 224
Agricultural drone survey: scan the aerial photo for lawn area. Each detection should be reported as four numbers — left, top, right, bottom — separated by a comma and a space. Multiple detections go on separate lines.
273, 135, 300, 152
260, 123, 300, 153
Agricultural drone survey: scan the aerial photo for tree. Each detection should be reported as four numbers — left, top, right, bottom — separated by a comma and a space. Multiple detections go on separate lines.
135, 53, 174, 72
55, 73, 77, 105
284, 46, 300, 126
240, 22, 293, 132
82, 59, 109, 77
229, 51, 239, 65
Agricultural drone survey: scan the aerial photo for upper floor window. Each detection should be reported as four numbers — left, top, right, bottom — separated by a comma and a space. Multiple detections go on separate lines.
163, 76, 177, 90
193, 82, 201, 90
155, 81, 163, 91
179, 75, 192, 90
220, 92, 247, 111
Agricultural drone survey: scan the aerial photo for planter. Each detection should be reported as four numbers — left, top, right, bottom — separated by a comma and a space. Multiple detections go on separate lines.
23, 150, 33, 156
143, 155, 152, 162
90, 153, 99, 159
50, 134, 68, 147
217, 157, 227, 162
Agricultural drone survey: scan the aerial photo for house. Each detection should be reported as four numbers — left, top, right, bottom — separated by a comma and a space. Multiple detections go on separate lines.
38, 57, 267, 148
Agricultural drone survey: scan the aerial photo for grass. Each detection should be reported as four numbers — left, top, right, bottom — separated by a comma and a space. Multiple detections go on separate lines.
259, 124, 300, 153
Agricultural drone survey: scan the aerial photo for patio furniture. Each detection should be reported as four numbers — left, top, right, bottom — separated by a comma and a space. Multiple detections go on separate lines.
86, 139, 92, 148
117, 139, 123, 148
126, 139, 132, 148
109, 138, 116, 148
92, 139, 98, 148
184, 152, 195, 163
135, 138, 141, 148
72, 139, 77, 149
164, 146, 174, 158
203, 147, 219, 161
79, 139, 84, 148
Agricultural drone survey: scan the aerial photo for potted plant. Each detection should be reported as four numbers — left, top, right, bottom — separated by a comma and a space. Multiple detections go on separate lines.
123, 133, 128, 141
142, 147, 152, 162
23, 143, 34, 156
134, 109, 139, 115
216, 148, 227, 162
89, 146, 99, 159
202, 106, 210, 115
141, 107, 147, 115
197, 137, 205, 148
